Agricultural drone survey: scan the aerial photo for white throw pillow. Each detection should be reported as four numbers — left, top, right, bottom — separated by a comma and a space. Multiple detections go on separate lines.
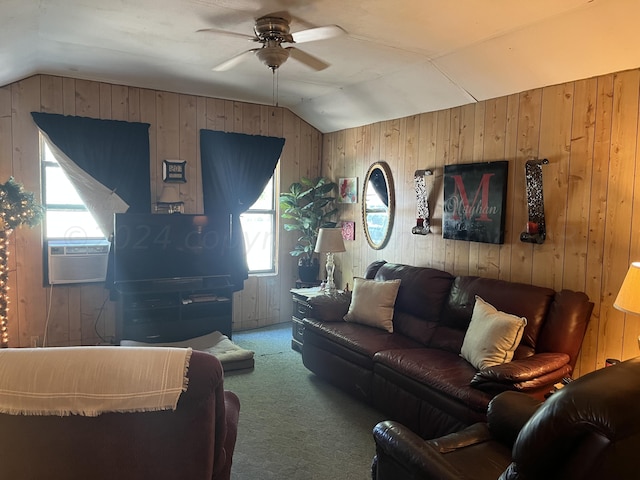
343, 277, 401, 332
460, 296, 527, 370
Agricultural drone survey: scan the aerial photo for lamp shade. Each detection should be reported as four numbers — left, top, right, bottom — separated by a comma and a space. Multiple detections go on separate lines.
614, 262, 640, 315
314, 228, 346, 253
158, 185, 180, 204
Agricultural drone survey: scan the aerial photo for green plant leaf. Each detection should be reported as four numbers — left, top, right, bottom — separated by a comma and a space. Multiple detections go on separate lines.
279, 176, 338, 262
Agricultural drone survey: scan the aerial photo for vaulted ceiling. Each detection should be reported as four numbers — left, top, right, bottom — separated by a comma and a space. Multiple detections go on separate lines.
2, 0, 640, 133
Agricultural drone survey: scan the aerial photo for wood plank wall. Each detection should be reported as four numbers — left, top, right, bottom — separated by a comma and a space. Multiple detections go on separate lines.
323, 68, 640, 377
0, 74, 321, 348
2, 68, 639, 378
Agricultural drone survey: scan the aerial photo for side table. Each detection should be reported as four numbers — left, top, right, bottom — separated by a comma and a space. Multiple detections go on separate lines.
290, 287, 324, 352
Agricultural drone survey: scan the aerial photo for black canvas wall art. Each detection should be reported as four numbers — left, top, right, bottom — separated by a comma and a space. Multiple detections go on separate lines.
443, 161, 508, 244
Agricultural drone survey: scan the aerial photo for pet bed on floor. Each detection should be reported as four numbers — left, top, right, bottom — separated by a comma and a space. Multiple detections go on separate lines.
121, 331, 255, 372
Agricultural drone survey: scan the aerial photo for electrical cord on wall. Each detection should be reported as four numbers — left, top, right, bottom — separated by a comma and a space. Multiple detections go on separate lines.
43, 285, 111, 347
42, 283, 54, 348
94, 294, 109, 344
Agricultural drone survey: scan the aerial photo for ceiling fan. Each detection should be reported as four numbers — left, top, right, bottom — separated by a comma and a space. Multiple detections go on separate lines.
198, 14, 345, 72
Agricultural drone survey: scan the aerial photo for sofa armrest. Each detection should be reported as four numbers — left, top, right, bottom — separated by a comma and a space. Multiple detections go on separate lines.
470, 353, 571, 397
428, 422, 492, 453
472, 352, 570, 384
306, 291, 352, 322
373, 420, 470, 480
487, 391, 541, 446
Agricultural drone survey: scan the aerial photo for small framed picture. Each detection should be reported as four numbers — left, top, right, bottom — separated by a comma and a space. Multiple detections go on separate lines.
162, 160, 187, 183
338, 177, 358, 203
341, 221, 355, 241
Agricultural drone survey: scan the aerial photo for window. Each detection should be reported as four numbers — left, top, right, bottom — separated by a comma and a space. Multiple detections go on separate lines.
240, 171, 277, 274
41, 139, 105, 241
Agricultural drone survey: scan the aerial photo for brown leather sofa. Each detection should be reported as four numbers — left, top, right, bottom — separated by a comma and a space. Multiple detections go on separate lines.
0, 349, 240, 480
372, 357, 640, 480
302, 260, 593, 439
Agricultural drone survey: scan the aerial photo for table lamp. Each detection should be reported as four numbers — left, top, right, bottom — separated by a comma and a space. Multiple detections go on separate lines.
314, 228, 346, 293
156, 185, 184, 214
614, 262, 640, 315
614, 261, 640, 348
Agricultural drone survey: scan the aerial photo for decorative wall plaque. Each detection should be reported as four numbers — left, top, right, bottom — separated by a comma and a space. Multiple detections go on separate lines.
412, 169, 432, 235
443, 161, 508, 244
520, 159, 549, 244
162, 160, 186, 183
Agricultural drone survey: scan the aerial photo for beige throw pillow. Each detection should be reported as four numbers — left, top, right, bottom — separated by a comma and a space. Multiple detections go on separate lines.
343, 277, 401, 332
460, 296, 527, 370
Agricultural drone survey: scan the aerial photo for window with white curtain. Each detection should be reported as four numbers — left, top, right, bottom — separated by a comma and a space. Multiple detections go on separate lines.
240, 172, 277, 274
41, 138, 105, 241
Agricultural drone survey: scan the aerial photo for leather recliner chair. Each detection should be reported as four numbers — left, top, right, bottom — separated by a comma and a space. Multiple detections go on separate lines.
372, 357, 640, 480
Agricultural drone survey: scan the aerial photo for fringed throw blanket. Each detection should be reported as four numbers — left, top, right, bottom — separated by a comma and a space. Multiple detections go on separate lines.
0, 346, 192, 416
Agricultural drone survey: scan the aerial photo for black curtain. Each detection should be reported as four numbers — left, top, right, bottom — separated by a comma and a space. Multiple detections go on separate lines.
200, 129, 285, 291
370, 168, 389, 206
31, 112, 151, 213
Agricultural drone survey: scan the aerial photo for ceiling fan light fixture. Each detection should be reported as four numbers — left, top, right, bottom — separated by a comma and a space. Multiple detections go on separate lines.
201, 13, 341, 73
255, 46, 290, 71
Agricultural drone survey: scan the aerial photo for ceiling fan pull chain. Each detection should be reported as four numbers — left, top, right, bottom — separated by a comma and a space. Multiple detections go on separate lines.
272, 69, 280, 107
272, 69, 276, 106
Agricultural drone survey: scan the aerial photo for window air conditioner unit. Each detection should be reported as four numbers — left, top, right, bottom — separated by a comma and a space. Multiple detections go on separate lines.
47, 240, 110, 285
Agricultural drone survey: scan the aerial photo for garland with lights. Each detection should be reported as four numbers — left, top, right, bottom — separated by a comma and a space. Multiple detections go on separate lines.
0, 177, 43, 348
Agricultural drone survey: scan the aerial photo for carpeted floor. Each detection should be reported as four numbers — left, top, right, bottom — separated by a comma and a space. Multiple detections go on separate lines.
224, 323, 386, 480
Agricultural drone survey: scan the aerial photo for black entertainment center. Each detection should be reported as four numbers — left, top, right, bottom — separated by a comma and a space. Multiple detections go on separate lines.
113, 213, 234, 343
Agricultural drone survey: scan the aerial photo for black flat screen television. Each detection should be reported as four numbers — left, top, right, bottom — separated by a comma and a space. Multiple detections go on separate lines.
113, 213, 232, 285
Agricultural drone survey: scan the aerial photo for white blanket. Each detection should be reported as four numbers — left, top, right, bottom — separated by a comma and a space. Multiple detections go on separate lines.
0, 346, 191, 417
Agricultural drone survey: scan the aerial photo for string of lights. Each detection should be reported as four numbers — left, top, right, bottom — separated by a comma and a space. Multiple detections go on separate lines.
0, 229, 10, 347
0, 177, 43, 348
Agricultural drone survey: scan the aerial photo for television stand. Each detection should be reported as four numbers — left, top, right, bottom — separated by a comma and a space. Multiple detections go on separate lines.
115, 276, 233, 344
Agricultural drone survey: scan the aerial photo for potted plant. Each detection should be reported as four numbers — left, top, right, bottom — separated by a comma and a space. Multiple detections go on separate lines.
280, 176, 338, 283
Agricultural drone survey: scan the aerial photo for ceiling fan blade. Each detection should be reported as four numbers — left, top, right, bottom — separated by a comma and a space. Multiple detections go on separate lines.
197, 28, 258, 42
212, 49, 259, 71
291, 25, 345, 44
287, 47, 330, 71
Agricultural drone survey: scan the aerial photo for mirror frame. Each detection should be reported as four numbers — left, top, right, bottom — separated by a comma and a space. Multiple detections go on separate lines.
362, 161, 395, 250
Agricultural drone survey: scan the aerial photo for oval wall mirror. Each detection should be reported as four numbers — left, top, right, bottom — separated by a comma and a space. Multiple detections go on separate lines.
362, 161, 395, 249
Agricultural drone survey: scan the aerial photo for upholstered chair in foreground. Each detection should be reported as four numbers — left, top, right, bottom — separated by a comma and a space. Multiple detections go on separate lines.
372, 357, 640, 480
0, 347, 239, 480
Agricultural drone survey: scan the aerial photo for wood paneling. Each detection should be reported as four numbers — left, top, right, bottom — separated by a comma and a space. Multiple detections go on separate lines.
1, 74, 320, 347
4, 66, 640, 376
323, 68, 640, 376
